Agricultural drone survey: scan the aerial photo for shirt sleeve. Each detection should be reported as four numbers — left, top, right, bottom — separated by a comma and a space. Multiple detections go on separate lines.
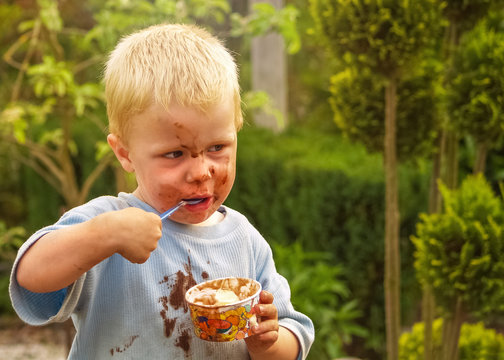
251, 227, 315, 360
9, 210, 91, 326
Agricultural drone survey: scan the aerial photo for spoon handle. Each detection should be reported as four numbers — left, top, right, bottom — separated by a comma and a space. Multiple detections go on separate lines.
160, 201, 187, 220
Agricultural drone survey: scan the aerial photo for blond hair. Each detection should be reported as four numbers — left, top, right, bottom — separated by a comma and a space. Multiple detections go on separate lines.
104, 23, 242, 140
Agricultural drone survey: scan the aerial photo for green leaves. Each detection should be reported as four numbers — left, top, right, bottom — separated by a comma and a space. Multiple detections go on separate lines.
446, 13, 504, 146
37, 0, 62, 32
73, 83, 104, 117
0, 221, 25, 263
309, 0, 443, 75
243, 91, 285, 129
1, 105, 27, 144
0, 99, 55, 144
399, 319, 504, 360
412, 174, 504, 316
28, 56, 73, 98
231, 3, 301, 54
328, 58, 441, 160
272, 241, 367, 359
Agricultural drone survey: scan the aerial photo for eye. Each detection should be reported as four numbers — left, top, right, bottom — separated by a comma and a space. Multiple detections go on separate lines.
208, 144, 224, 152
164, 150, 183, 159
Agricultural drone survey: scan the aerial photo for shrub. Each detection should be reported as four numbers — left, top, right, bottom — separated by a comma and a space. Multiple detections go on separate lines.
273, 242, 367, 359
227, 125, 429, 355
0, 221, 25, 314
399, 319, 504, 360
412, 174, 504, 318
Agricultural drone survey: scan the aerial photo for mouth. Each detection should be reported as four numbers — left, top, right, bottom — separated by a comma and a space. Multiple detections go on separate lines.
182, 198, 206, 205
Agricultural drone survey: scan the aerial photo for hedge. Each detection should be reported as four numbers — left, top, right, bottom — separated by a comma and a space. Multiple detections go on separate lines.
226, 125, 430, 355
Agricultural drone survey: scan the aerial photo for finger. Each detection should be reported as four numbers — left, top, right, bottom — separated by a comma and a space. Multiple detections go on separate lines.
250, 328, 279, 344
254, 303, 278, 320
259, 290, 274, 304
252, 318, 279, 335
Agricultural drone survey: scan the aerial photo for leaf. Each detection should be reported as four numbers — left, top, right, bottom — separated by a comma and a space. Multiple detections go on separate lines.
18, 19, 35, 33
37, 0, 62, 32
96, 141, 112, 161
0, 104, 27, 143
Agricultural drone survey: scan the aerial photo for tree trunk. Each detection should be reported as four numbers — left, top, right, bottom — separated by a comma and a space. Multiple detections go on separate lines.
250, 0, 287, 132
384, 76, 400, 360
442, 19, 461, 191
423, 132, 445, 360
428, 132, 445, 214
473, 142, 487, 175
422, 285, 435, 360
443, 130, 459, 190
441, 298, 465, 360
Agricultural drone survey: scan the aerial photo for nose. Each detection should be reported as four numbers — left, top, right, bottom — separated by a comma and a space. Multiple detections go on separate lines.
185, 154, 212, 183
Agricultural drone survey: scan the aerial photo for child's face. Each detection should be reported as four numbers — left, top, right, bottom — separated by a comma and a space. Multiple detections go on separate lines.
109, 99, 237, 224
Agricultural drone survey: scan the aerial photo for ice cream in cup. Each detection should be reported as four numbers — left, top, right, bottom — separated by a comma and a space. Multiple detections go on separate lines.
185, 277, 262, 342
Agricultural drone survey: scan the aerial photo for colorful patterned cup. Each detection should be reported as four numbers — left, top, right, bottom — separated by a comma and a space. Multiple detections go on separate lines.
185, 277, 262, 342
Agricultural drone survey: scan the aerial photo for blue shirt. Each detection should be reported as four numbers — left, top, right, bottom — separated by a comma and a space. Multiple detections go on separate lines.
10, 193, 314, 359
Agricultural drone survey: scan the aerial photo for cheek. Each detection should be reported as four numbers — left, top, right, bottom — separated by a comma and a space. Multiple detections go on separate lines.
146, 174, 180, 211
213, 160, 235, 192
156, 189, 179, 211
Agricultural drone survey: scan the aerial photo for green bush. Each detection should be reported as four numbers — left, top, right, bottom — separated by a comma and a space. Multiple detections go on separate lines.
0, 221, 25, 314
399, 319, 504, 360
227, 126, 430, 355
273, 242, 367, 359
412, 174, 504, 317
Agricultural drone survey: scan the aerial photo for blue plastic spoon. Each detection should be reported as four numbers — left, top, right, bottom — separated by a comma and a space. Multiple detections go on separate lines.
159, 199, 204, 220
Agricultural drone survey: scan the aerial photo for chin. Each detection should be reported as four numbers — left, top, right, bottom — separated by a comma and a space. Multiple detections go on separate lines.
172, 213, 210, 225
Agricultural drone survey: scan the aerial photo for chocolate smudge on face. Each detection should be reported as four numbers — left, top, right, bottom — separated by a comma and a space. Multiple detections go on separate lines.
109, 335, 139, 356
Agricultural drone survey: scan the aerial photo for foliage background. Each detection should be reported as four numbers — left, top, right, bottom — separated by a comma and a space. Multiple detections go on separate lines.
1, 1, 504, 360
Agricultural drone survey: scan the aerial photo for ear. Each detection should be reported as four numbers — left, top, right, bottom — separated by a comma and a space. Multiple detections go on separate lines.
107, 134, 135, 173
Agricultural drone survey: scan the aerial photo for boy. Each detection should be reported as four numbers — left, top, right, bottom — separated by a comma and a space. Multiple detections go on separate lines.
9, 23, 314, 359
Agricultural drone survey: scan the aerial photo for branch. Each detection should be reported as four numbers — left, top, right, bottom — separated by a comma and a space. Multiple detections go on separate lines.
73, 54, 104, 74
11, 19, 42, 102
78, 152, 115, 205
12, 137, 67, 186
16, 153, 61, 193
3, 32, 30, 69
87, 113, 108, 134
2, 134, 58, 160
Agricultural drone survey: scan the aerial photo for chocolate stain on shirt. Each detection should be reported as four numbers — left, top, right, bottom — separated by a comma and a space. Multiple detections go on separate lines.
175, 328, 191, 354
170, 270, 195, 312
109, 335, 139, 356
201, 271, 209, 279
169, 257, 197, 312
157, 256, 200, 357
159, 306, 177, 337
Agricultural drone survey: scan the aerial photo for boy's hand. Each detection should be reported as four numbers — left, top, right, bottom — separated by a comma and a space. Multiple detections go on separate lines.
245, 290, 279, 354
104, 207, 162, 263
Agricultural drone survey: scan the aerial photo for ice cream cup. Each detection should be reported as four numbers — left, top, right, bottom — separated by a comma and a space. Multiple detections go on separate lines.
185, 277, 262, 342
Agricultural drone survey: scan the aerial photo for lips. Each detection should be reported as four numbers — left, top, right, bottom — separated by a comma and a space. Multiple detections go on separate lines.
182, 196, 212, 209
182, 198, 206, 205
